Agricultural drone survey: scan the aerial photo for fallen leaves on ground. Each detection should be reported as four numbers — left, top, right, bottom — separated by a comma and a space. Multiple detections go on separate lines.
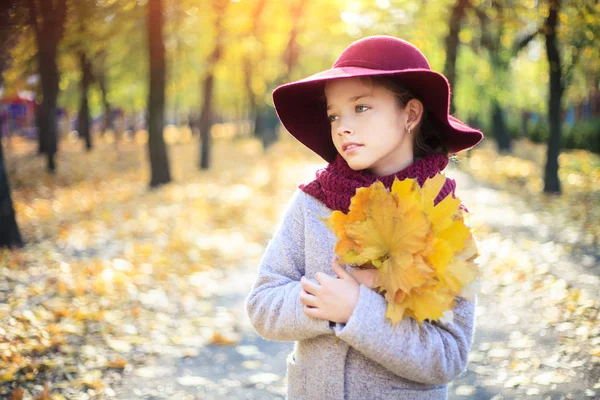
457, 138, 600, 254
1, 131, 321, 398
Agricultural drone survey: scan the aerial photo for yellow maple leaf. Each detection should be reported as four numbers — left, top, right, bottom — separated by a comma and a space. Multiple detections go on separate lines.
408, 283, 456, 324
335, 181, 430, 271
322, 174, 480, 326
323, 186, 373, 258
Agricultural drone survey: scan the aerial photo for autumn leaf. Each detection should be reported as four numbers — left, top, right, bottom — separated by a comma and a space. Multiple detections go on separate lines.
323, 174, 480, 325
105, 358, 127, 369
10, 388, 23, 400
35, 382, 51, 400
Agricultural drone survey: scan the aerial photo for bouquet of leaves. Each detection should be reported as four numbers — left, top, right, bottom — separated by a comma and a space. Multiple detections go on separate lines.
321, 173, 480, 326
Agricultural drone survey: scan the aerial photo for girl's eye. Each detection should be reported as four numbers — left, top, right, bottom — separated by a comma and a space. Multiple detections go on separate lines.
327, 114, 338, 123
356, 105, 370, 113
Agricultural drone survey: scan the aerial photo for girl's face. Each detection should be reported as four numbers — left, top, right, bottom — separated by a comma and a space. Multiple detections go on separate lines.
325, 77, 415, 176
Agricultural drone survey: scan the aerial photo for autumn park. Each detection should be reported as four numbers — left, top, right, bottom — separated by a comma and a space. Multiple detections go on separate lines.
0, 0, 599, 399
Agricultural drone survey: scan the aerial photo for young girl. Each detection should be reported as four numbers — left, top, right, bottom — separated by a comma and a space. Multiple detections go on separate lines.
245, 35, 483, 400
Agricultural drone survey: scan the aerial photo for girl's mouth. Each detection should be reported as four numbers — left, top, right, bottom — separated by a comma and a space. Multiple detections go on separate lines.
342, 143, 363, 153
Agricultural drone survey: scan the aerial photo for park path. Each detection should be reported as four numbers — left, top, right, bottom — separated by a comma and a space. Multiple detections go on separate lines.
114, 167, 600, 400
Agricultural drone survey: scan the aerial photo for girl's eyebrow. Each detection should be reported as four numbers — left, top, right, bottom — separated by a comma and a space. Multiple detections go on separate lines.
327, 94, 372, 110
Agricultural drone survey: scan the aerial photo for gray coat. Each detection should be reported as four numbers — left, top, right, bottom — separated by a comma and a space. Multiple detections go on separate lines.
245, 190, 476, 400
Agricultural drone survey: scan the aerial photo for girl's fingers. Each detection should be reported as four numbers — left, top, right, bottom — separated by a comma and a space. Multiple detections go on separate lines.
300, 276, 319, 294
331, 259, 353, 280
303, 304, 323, 320
299, 288, 318, 307
314, 271, 334, 285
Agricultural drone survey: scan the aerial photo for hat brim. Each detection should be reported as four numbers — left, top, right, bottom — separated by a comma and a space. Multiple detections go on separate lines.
272, 66, 483, 163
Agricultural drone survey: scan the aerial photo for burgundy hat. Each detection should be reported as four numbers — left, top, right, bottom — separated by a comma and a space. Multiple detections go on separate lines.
272, 35, 484, 163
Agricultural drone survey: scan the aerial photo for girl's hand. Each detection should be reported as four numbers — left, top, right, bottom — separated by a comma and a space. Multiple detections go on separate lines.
347, 267, 378, 289
299, 258, 360, 324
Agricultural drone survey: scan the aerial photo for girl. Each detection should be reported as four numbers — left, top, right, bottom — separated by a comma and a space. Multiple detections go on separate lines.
245, 35, 483, 400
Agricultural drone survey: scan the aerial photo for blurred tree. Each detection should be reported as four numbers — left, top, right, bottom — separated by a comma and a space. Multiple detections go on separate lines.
70, 0, 95, 151
443, 0, 472, 115
544, 0, 563, 193
242, 0, 267, 140
168, 0, 183, 126
62, 0, 131, 142
199, 0, 229, 170
147, 0, 171, 186
0, 0, 24, 248
96, 49, 112, 135
28, 0, 68, 173
514, 0, 598, 193
281, 0, 309, 84
471, 0, 524, 153
78, 50, 93, 149
261, 0, 310, 150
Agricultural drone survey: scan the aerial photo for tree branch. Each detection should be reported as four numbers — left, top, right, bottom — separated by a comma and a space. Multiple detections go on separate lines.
512, 28, 540, 56
563, 40, 584, 88
472, 5, 496, 53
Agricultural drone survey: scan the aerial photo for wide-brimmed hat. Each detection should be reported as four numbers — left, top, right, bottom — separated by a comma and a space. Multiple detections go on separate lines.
272, 35, 484, 163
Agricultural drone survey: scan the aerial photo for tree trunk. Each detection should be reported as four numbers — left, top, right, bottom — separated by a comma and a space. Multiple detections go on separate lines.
199, 73, 214, 170
473, 2, 517, 152
261, 108, 279, 149
243, 0, 267, 142
100, 84, 112, 135
0, 132, 23, 248
198, 0, 228, 170
38, 46, 59, 172
243, 57, 258, 137
443, 0, 471, 115
29, 0, 66, 174
281, 0, 308, 83
171, 0, 182, 127
266, 0, 308, 150
78, 51, 93, 151
492, 99, 511, 152
243, 56, 268, 140
0, 39, 23, 248
253, 111, 264, 139
96, 50, 112, 135
543, 0, 562, 194
36, 104, 45, 155
147, 0, 171, 187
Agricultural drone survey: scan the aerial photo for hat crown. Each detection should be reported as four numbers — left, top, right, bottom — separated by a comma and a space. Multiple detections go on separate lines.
333, 35, 431, 71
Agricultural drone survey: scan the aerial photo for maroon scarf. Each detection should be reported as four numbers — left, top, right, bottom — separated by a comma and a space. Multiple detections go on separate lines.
299, 152, 464, 213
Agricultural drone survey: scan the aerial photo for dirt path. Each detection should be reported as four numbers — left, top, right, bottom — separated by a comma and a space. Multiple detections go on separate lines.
114, 167, 600, 400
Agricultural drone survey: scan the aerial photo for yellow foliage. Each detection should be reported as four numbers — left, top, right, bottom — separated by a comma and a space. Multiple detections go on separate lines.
323, 174, 480, 326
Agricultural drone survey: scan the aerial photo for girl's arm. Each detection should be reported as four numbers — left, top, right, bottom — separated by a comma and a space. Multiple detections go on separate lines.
245, 190, 332, 341
334, 286, 476, 385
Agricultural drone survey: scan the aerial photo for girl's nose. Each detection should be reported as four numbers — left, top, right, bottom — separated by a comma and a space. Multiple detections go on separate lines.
336, 120, 354, 136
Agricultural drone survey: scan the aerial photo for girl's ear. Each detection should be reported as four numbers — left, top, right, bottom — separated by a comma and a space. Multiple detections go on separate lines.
405, 99, 424, 133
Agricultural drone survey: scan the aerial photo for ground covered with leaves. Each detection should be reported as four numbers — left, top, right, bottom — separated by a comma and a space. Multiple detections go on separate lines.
455, 139, 599, 260
1, 132, 599, 399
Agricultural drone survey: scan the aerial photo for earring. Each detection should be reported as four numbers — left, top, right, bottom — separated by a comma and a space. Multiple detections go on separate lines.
407, 126, 412, 134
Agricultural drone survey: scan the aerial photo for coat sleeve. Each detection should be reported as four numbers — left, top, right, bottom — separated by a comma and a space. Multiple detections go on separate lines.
334, 285, 476, 385
245, 190, 332, 341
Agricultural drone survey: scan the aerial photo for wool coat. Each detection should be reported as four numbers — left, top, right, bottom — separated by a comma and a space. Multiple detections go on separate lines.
245, 189, 477, 400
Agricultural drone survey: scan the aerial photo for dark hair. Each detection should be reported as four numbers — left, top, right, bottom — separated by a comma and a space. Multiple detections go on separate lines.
358, 76, 451, 160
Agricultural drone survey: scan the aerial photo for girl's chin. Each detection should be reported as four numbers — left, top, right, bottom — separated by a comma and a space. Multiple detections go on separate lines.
344, 158, 372, 171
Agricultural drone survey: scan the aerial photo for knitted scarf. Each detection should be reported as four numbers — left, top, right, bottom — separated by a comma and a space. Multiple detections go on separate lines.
299, 152, 463, 213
